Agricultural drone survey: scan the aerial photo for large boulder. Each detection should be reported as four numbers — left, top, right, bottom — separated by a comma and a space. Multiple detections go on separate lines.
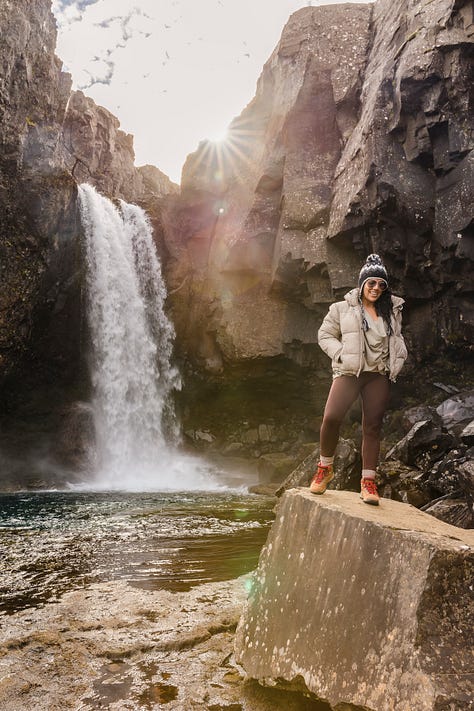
385, 420, 454, 466
235, 489, 474, 710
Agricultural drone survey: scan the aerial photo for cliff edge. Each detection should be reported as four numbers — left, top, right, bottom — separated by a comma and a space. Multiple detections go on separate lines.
234, 489, 474, 710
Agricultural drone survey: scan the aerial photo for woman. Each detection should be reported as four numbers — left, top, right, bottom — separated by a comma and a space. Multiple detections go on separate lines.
310, 254, 407, 505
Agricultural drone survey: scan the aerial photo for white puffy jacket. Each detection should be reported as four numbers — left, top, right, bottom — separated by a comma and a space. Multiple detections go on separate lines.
318, 288, 408, 382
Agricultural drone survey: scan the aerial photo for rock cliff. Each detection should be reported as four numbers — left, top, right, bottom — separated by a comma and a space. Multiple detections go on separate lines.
166, 0, 473, 369
234, 489, 474, 710
0, 0, 76, 383
63, 90, 178, 205
164, 0, 473, 454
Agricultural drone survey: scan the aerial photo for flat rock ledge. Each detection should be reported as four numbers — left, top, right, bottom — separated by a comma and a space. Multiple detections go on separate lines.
0, 575, 327, 711
234, 490, 474, 711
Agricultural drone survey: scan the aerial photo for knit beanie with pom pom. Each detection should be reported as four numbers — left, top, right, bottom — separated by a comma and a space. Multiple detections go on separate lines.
358, 254, 388, 293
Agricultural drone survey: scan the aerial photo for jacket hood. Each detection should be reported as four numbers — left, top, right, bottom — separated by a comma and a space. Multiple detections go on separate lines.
344, 287, 405, 310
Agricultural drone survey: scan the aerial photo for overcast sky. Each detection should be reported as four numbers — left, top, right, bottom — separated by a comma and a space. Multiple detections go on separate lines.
52, 0, 368, 183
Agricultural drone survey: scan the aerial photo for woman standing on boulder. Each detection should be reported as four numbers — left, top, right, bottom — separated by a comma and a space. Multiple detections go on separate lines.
310, 254, 407, 505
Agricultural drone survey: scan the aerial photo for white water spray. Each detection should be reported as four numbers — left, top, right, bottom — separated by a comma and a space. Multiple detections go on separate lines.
78, 183, 223, 490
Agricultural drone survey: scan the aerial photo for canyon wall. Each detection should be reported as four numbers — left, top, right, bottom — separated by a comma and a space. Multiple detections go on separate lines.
161, 0, 473, 459
0, 0, 473, 484
164, 0, 473, 373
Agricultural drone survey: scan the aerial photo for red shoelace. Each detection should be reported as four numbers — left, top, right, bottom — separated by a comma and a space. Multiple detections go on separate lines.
362, 478, 378, 494
313, 465, 330, 483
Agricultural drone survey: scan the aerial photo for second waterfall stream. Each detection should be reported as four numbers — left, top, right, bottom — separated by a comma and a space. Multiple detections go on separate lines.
78, 183, 221, 490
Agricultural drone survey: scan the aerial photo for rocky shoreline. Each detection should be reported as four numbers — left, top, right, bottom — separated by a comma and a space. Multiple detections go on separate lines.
0, 575, 326, 711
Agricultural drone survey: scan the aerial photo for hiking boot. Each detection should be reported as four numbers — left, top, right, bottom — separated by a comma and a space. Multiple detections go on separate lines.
309, 464, 334, 495
360, 477, 380, 505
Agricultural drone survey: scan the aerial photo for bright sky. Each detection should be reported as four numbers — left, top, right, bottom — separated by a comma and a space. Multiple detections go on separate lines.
52, 0, 367, 183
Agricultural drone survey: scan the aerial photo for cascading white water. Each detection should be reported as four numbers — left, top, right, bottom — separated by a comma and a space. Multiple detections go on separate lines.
78, 183, 223, 490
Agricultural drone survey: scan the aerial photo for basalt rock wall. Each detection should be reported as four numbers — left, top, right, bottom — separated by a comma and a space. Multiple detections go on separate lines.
0, 0, 77, 387
163, 0, 474, 390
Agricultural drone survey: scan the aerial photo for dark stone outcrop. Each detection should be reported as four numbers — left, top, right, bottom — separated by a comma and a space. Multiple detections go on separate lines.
385, 419, 455, 466
235, 489, 474, 710
381, 389, 474, 527
0, 0, 77, 383
0, 0, 85, 487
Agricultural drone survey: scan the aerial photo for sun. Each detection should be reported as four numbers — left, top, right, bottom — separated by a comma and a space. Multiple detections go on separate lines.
206, 125, 230, 144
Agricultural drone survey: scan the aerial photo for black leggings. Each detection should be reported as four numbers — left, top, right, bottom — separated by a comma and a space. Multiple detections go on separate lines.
320, 373, 390, 469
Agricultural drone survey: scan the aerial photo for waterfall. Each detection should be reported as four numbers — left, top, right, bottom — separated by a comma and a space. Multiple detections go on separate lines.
78, 183, 221, 491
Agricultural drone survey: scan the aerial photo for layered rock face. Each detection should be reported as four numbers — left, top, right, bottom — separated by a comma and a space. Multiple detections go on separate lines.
0, 0, 77, 383
163, 0, 473, 447
63, 90, 178, 205
235, 489, 474, 710
164, 4, 372, 373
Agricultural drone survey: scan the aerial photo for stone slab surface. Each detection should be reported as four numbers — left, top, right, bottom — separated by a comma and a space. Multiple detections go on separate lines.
235, 489, 474, 711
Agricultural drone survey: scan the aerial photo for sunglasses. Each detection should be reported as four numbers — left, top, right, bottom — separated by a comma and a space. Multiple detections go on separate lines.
366, 279, 388, 291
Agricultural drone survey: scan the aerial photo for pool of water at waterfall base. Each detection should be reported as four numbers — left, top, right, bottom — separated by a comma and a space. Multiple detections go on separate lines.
0, 490, 275, 616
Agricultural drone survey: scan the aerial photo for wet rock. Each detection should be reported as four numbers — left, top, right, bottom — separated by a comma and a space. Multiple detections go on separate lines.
235, 489, 474, 710
436, 389, 474, 435
258, 453, 296, 484
0, 578, 324, 711
51, 401, 96, 471
460, 420, 474, 445
386, 420, 454, 467
378, 460, 431, 508
275, 438, 360, 496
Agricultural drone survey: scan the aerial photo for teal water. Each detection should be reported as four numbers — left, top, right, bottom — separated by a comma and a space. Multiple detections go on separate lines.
0, 491, 274, 616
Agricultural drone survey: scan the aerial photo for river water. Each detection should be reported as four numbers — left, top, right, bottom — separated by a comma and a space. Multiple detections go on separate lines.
0, 490, 274, 616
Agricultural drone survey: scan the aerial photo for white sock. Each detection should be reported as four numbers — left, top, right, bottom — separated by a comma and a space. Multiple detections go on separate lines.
320, 455, 334, 467
362, 469, 376, 480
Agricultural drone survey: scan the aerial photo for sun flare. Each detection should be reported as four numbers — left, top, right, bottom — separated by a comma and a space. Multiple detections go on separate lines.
190, 116, 263, 187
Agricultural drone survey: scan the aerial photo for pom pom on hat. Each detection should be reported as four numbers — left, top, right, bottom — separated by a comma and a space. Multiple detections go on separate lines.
358, 253, 388, 292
